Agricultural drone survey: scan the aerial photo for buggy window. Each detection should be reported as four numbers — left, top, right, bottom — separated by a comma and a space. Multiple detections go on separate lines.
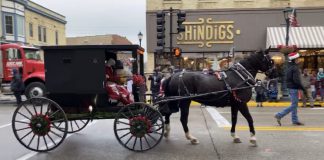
24, 49, 41, 60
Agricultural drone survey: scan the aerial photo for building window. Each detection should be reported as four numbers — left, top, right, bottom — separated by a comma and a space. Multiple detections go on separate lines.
16, 15, 25, 36
55, 31, 59, 45
43, 28, 47, 42
38, 26, 42, 41
5, 15, 14, 35
38, 26, 47, 42
29, 23, 33, 37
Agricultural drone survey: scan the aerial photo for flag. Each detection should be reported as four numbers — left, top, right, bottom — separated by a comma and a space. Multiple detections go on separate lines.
289, 9, 299, 27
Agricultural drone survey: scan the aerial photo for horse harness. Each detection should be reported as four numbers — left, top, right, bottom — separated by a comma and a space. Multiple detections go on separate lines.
177, 63, 256, 102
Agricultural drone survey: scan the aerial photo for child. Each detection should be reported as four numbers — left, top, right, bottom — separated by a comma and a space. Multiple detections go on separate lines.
255, 79, 267, 107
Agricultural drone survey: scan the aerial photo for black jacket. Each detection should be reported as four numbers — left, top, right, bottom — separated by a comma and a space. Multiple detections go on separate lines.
148, 72, 163, 92
10, 69, 25, 92
285, 62, 304, 90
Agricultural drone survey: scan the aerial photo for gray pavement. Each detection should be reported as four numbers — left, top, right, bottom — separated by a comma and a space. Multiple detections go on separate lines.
0, 103, 324, 160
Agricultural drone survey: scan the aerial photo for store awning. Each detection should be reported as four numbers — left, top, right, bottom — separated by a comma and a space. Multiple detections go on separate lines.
266, 26, 324, 49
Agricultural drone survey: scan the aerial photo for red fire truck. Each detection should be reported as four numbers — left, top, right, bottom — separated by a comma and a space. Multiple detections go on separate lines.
0, 43, 45, 98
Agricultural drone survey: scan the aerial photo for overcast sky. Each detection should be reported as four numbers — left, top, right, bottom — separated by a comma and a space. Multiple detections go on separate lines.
31, 0, 146, 47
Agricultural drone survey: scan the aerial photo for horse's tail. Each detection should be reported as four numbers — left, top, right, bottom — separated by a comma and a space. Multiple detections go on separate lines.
161, 76, 172, 96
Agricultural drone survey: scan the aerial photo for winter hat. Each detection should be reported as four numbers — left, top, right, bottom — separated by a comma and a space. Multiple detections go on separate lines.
288, 52, 300, 60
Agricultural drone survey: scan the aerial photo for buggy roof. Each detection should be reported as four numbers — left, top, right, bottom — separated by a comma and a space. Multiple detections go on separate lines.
41, 45, 144, 52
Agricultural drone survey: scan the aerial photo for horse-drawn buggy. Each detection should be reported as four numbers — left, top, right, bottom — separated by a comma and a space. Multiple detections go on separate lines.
11, 45, 164, 152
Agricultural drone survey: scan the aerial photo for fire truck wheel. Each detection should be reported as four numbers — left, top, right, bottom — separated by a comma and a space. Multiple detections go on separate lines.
25, 82, 46, 99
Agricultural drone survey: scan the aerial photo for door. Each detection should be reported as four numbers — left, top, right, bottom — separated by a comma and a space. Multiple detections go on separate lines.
3, 48, 23, 82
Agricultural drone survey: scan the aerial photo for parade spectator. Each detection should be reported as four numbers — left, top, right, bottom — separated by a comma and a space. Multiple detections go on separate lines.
148, 67, 163, 102
255, 79, 267, 107
300, 69, 314, 108
266, 77, 279, 102
317, 68, 324, 101
10, 68, 25, 106
310, 70, 317, 100
275, 52, 305, 126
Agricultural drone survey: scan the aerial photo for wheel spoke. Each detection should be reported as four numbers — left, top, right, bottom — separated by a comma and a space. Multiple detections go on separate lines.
80, 120, 86, 125
125, 135, 133, 146
119, 132, 131, 139
144, 135, 151, 148
117, 120, 130, 126
52, 119, 65, 123
74, 120, 80, 129
49, 110, 60, 118
70, 121, 74, 132
17, 112, 31, 121
23, 104, 33, 117
15, 120, 29, 124
146, 133, 158, 142
19, 130, 33, 141
43, 136, 49, 150
132, 137, 137, 150
31, 99, 37, 115
116, 128, 130, 131
16, 126, 31, 131
50, 130, 63, 138
47, 134, 56, 146
27, 134, 36, 147
140, 137, 143, 150
37, 136, 40, 150
121, 112, 129, 119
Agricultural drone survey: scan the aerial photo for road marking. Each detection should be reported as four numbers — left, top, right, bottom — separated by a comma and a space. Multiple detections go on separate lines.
16, 120, 98, 160
205, 107, 231, 127
311, 108, 324, 110
218, 111, 324, 115
0, 119, 28, 129
223, 126, 324, 132
0, 123, 11, 129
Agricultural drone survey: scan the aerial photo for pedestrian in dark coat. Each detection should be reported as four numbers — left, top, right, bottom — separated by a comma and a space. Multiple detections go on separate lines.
275, 52, 306, 126
148, 67, 163, 102
10, 68, 25, 105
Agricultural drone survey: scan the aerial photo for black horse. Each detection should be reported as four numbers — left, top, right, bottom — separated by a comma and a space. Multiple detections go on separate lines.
158, 48, 275, 146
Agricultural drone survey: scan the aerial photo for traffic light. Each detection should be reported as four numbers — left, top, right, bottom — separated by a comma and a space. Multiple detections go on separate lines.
177, 10, 186, 33
173, 48, 182, 57
156, 11, 165, 47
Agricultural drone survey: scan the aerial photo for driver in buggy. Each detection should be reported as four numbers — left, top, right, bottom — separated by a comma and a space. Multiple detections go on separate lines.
105, 58, 134, 105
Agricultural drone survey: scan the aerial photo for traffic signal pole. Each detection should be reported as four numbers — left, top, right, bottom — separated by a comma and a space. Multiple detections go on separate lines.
170, 8, 173, 57
156, 8, 186, 69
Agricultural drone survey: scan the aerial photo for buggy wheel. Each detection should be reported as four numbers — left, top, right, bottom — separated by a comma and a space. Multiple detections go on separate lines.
114, 102, 164, 152
12, 97, 68, 152
53, 119, 90, 133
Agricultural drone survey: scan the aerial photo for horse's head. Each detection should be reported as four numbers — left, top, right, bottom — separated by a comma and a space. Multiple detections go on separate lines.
254, 46, 275, 74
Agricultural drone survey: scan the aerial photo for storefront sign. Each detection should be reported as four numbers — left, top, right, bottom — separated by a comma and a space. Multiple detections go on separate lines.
177, 18, 241, 48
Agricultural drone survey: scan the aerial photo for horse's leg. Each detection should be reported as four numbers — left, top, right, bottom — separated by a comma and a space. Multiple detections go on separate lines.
180, 100, 199, 144
238, 102, 257, 146
230, 105, 241, 143
164, 113, 171, 138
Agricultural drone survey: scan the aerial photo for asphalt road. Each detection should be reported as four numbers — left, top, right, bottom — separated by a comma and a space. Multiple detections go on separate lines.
1, 102, 324, 160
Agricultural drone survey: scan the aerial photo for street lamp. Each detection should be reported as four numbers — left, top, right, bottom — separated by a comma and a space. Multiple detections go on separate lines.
281, 7, 295, 97
138, 31, 143, 46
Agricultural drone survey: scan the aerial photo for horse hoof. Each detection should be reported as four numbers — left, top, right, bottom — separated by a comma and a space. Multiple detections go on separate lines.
190, 139, 200, 145
164, 132, 169, 138
250, 139, 257, 146
233, 138, 242, 143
